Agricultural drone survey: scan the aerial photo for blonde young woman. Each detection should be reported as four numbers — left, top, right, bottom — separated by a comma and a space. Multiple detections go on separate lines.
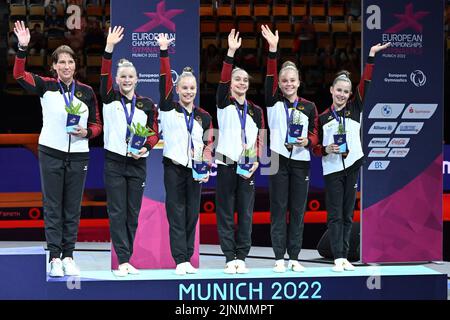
215, 29, 265, 274
157, 33, 213, 275
262, 25, 319, 273
312, 42, 390, 272
100, 26, 159, 277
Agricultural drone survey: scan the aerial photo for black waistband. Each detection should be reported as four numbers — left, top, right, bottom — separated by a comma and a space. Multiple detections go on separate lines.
38, 145, 89, 161
105, 150, 147, 164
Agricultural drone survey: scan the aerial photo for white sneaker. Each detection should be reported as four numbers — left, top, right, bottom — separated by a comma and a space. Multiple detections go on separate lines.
332, 258, 345, 272
288, 260, 306, 272
113, 264, 129, 277
342, 259, 356, 271
224, 260, 237, 274
49, 258, 64, 277
236, 259, 249, 274
273, 259, 286, 273
185, 262, 198, 274
175, 262, 187, 275
62, 257, 80, 276
126, 263, 140, 275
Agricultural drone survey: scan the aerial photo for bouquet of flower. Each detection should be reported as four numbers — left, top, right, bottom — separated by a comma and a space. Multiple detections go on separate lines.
334, 123, 347, 154
236, 145, 257, 177
192, 147, 209, 180
287, 109, 304, 144
127, 122, 155, 154
65, 102, 85, 133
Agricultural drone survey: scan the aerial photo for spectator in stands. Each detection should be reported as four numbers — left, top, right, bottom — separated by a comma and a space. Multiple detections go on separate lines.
293, 16, 316, 55
340, 44, 359, 74
84, 17, 104, 53
319, 44, 337, 73
29, 23, 46, 56
8, 31, 18, 55
201, 43, 221, 84
100, 26, 159, 277
312, 42, 390, 272
67, 0, 83, 6
157, 33, 213, 275
242, 51, 259, 71
215, 29, 265, 275
203, 44, 222, 72
65, 18, 85, 55
13, 20, 102, 278
45, 0, 66, 15
45, 5, 65, 37
85, 0, 100, 5
349, 0, 361, 18
261, 24, 319, 273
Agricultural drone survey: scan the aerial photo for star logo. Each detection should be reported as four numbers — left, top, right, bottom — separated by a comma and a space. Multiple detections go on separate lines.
385, 3, 429, 33
134, 1, 184, 33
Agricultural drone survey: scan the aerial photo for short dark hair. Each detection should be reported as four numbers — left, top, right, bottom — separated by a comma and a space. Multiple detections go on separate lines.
51, 45, 76, 65
50, 45, 77, 76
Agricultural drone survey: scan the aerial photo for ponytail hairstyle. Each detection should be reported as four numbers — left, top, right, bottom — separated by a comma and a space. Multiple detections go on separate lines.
116, 58, 138, 88
117, 58, 137, 75
178, 66, 196, 81
231, 66, 251, 81
279, 60, 300, 81
332, 70, 352, 88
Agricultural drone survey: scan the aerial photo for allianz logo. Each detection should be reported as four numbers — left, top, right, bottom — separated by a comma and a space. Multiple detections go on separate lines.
374, 125, 394, 130
368, 122, 397, 134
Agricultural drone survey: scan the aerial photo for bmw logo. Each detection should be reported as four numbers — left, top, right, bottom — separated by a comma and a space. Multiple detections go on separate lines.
382, 105, 392, 116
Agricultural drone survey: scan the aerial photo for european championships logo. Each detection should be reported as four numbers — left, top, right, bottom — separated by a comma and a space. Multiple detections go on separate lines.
377, 3, 430, 56
130, 1, 184, 53
134, 1, 184, 32
385, 3, 430, 33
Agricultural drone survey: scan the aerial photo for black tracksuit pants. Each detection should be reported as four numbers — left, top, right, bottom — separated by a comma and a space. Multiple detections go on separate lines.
39, 150, 88, 262
324, 169, 359, 260
215, 163, 255, 263
104, 153, 146, 265
269, 154, 309, 260
163, 158, 202, 265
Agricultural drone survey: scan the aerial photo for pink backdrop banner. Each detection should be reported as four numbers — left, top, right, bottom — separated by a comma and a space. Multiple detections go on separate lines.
111, 197, 200, 269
